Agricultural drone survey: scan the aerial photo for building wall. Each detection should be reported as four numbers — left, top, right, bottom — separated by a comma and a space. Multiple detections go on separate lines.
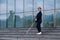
0, 0, 60, 28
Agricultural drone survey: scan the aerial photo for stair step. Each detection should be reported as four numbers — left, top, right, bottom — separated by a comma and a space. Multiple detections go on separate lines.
0, 38, 17, 40
0, 29, 60, 32
0, 38, 40, 40
0, 30, 60, 33
0, 34, 60, 39
0, 28, 60, 40
0, 32, 60, 35
0, 27, 60, 30
0, 38, 60, 40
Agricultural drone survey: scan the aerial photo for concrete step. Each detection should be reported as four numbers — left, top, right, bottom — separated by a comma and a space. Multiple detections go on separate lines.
0, 29, 60, 34
0, 28, 60, 40
0, 38, 60, 40
0, 28, 60, 32
0, 37, 17, 40
0, 27, 60, 30
0, 28, 60, 35
0, 37, 40, 40
0, 32, 60, 36
0, 34, 60, 39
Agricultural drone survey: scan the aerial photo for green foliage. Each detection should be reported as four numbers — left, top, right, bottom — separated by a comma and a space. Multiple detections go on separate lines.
25, 20, 32, 28
56, 18, 60, 26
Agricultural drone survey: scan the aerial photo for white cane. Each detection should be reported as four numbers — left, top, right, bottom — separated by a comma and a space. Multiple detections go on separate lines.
26, 22, 35, 34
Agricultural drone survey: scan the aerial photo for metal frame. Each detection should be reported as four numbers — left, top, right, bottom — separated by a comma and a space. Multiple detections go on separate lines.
14, 0, 16, 28
54, 0, 56, 27
6, 0, 8, 28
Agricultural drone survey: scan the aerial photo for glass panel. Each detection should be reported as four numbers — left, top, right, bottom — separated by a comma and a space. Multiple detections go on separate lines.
43, 11, 54, 27
8, 0, 14, 28
34, 0, 43, 11
0, 0, 6, 14
16, 0, 23, 12
24, 12, 33, 28
24, 0, 33, 11
8, 0, 14, 13
44, 0, 54, 10
7, 11, 14, 28
56, 0, 60, 9
15, 13, 24, 28
56, 10, 60, 27
0, 0, 6, 28
0, 14, 6, 28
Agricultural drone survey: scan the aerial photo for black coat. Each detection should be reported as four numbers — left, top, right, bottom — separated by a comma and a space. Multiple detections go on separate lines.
36, 11, 42, 23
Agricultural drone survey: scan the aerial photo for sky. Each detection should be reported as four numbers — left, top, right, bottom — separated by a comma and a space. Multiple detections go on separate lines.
0, 0, 60, 20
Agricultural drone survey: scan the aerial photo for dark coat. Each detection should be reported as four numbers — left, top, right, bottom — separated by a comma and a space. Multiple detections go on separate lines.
36, 11, 42, 23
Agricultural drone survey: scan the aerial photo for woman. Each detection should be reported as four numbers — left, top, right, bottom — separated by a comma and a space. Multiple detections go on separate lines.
35, 6, 42, 34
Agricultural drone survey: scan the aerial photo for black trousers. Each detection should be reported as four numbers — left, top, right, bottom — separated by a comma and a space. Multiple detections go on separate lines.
36, 22, 41, 32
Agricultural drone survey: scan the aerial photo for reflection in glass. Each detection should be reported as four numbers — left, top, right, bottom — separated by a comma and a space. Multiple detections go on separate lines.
7, 0, 14, 28
0, 0, 6, 28
0, 14, 6, 28
44, 0, 54, 10
7, 11, 14, 28
56, 10, 60, 27
16, 0, 23, 12
0, 0, 6, 14
8, 0, 14, 13
0, 0, 60, 28
25, 12, 33, 28
24, 0, 33, 11
56, 0, 60, 9
15, 13, 24, 27
43, 11, 54, 27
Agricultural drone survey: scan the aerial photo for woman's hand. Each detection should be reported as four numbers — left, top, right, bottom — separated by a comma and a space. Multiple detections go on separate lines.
35, 18, 37, 22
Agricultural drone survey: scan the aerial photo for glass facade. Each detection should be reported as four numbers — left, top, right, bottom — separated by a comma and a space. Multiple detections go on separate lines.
56, 10, 60, 27
43, 11, 54, 27
0, 0, 60, 28
44, 0, 54, 10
